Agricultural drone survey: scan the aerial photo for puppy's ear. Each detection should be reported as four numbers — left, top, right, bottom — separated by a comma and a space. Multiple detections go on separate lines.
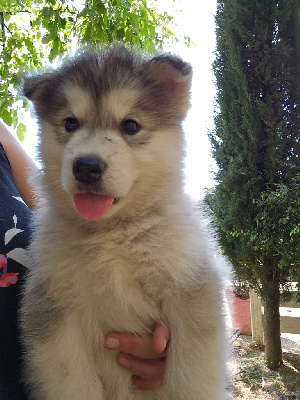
148, 54, 192, 117
23, 74, 51, 102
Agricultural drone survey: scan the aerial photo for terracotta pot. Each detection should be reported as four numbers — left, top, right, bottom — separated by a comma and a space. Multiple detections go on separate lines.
226, 290, 252, 335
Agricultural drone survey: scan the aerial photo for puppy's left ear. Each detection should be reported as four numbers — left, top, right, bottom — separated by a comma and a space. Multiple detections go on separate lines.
148, 54, 192, 117
23, 73, 52, 102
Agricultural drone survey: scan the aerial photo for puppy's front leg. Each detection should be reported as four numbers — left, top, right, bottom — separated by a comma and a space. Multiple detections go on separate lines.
26, 312, 104, 400
163, 285, 227, 400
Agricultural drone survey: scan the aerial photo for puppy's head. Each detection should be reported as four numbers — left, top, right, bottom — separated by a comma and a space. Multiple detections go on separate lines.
24, 44, 192, 221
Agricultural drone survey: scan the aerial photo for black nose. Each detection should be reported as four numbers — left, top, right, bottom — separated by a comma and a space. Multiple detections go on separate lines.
72, 157, 104, 184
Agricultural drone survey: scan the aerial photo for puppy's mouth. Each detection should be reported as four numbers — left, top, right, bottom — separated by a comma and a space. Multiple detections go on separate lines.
73, 193, 119, 220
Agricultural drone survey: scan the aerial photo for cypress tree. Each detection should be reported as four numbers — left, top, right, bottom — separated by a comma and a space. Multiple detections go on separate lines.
209, 0, 300, 369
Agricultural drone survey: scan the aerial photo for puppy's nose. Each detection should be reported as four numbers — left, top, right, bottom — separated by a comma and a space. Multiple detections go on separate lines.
73, 157, 104, 184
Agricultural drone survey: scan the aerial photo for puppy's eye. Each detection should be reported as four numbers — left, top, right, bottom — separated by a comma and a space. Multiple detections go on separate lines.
121, 119, 140, 135
65, 117, 79, 133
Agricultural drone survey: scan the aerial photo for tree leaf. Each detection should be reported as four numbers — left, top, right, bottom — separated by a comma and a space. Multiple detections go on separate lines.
16, 122, 26, 142
2, 110, 13, 126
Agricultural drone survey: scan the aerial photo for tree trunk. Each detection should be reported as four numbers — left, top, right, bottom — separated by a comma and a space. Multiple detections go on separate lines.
263, 279, 283, 370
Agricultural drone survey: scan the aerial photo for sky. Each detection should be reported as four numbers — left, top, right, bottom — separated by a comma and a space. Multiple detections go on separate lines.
21, 0, 218, 200
170, 0, 218, 198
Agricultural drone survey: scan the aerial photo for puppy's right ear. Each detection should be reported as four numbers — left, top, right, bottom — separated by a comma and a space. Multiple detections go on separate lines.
147, 55, 192, 118
23, 74, 50, 102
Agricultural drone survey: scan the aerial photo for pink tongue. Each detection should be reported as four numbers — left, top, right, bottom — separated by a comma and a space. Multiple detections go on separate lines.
73, 193, 114, 220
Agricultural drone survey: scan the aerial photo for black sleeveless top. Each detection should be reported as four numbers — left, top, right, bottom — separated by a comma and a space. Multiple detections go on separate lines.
0, 142, 31, 399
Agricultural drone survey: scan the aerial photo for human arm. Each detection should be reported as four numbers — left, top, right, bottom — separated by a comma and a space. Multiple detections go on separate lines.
104, 321, 169, 390
0, 120, 38, 210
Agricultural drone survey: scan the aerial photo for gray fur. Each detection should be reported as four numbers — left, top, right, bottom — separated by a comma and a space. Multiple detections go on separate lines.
21, 44, 228, 400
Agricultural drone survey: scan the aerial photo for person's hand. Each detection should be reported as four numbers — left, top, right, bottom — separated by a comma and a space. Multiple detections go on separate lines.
103, 321, 170, 390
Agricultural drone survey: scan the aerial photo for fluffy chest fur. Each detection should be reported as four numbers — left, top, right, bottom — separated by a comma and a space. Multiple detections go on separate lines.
28, 202, 205, 336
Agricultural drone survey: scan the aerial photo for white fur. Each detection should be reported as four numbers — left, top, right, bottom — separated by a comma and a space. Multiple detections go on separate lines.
21, 49, 228, 400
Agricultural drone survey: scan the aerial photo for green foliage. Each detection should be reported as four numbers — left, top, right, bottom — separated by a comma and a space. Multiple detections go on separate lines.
254, 175, 300, 275
0, 0, 182, 139
209, 2, 300, 368
209, 0, 300, 297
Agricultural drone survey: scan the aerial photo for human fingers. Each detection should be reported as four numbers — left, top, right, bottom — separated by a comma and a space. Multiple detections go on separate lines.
103, 332, 156, 358
103, 321, 170, 358
117, 353, 166, 382
131, 376, 164, 391
152, 321, 170, 355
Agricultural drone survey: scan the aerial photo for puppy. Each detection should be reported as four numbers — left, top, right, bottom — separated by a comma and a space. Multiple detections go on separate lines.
21, 44, 228, 399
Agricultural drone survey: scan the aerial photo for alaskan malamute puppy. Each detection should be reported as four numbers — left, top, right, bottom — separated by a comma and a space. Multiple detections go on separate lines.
21, 44, 227, 400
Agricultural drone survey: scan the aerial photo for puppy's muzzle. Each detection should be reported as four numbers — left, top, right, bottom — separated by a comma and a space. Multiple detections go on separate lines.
73, 157, 104, 185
